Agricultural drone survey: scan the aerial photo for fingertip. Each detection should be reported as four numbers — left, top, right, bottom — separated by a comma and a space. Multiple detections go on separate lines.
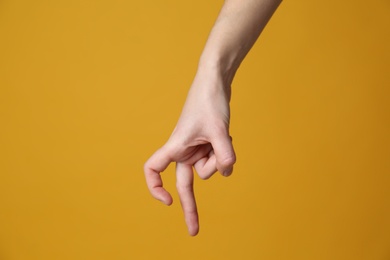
185, 214, 199, 236
150, 187, 173, 206
159, 193, 173, 206
198, 174, 212, 180
164, 197, 173, 206
188, 225, 199, 236
221, 166, 233, 177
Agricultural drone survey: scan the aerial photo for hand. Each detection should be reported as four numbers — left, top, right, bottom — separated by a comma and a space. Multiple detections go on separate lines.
144, 0, 280, 236
144, 70, 236, 236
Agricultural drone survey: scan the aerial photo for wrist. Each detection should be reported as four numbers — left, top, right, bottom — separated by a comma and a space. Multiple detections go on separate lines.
197, 54, 238, 88
191, 61, 233, 102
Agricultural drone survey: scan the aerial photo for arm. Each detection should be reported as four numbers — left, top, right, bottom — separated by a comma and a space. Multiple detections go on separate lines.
144, 0, 282, 236
199, 0, 282, 86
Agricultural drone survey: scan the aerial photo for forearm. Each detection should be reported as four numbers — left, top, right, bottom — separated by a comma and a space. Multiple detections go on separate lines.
198, 0, 282, 85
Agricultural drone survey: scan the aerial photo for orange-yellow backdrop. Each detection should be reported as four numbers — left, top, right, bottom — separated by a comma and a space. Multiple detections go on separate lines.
1, 0, 389, 259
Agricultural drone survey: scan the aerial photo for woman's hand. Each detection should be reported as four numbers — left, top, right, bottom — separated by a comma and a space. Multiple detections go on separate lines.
144, 70, 236, 236
144, 0, 281, 236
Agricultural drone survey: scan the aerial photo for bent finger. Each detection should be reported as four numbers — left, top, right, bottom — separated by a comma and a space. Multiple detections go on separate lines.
211, 135, 236, 177
144, 145, 174, 205
194, 150, 217, 180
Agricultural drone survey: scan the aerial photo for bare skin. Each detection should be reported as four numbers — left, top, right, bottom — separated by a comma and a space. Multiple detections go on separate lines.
144, 0, 282, 236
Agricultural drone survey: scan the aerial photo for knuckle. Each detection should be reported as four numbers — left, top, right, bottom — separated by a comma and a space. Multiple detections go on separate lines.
211, 125, 229, 137
143, 162, 149, 173
185, 208, 198, 215
143, 161, 155, 176
220, 154, 236, 168
176, 182, 193, 192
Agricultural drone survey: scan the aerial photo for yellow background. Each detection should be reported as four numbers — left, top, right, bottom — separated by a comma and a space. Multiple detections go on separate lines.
1, 0, 389, 259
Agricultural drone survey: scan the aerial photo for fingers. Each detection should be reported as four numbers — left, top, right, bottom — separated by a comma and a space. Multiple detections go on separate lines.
144, 131, 235, 237
193, 150, 217, 179
144, 146, 173, 205
211, 134, 236, 177
176, 162, 199, 236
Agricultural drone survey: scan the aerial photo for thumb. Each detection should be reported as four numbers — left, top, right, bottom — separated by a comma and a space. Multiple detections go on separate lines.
211, 134, 236, 177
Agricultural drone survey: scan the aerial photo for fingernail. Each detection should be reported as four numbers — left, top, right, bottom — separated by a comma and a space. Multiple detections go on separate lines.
222, 168, 233, 177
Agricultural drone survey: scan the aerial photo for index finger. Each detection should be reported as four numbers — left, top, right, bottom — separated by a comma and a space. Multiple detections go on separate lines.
144, 146, 174, 205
